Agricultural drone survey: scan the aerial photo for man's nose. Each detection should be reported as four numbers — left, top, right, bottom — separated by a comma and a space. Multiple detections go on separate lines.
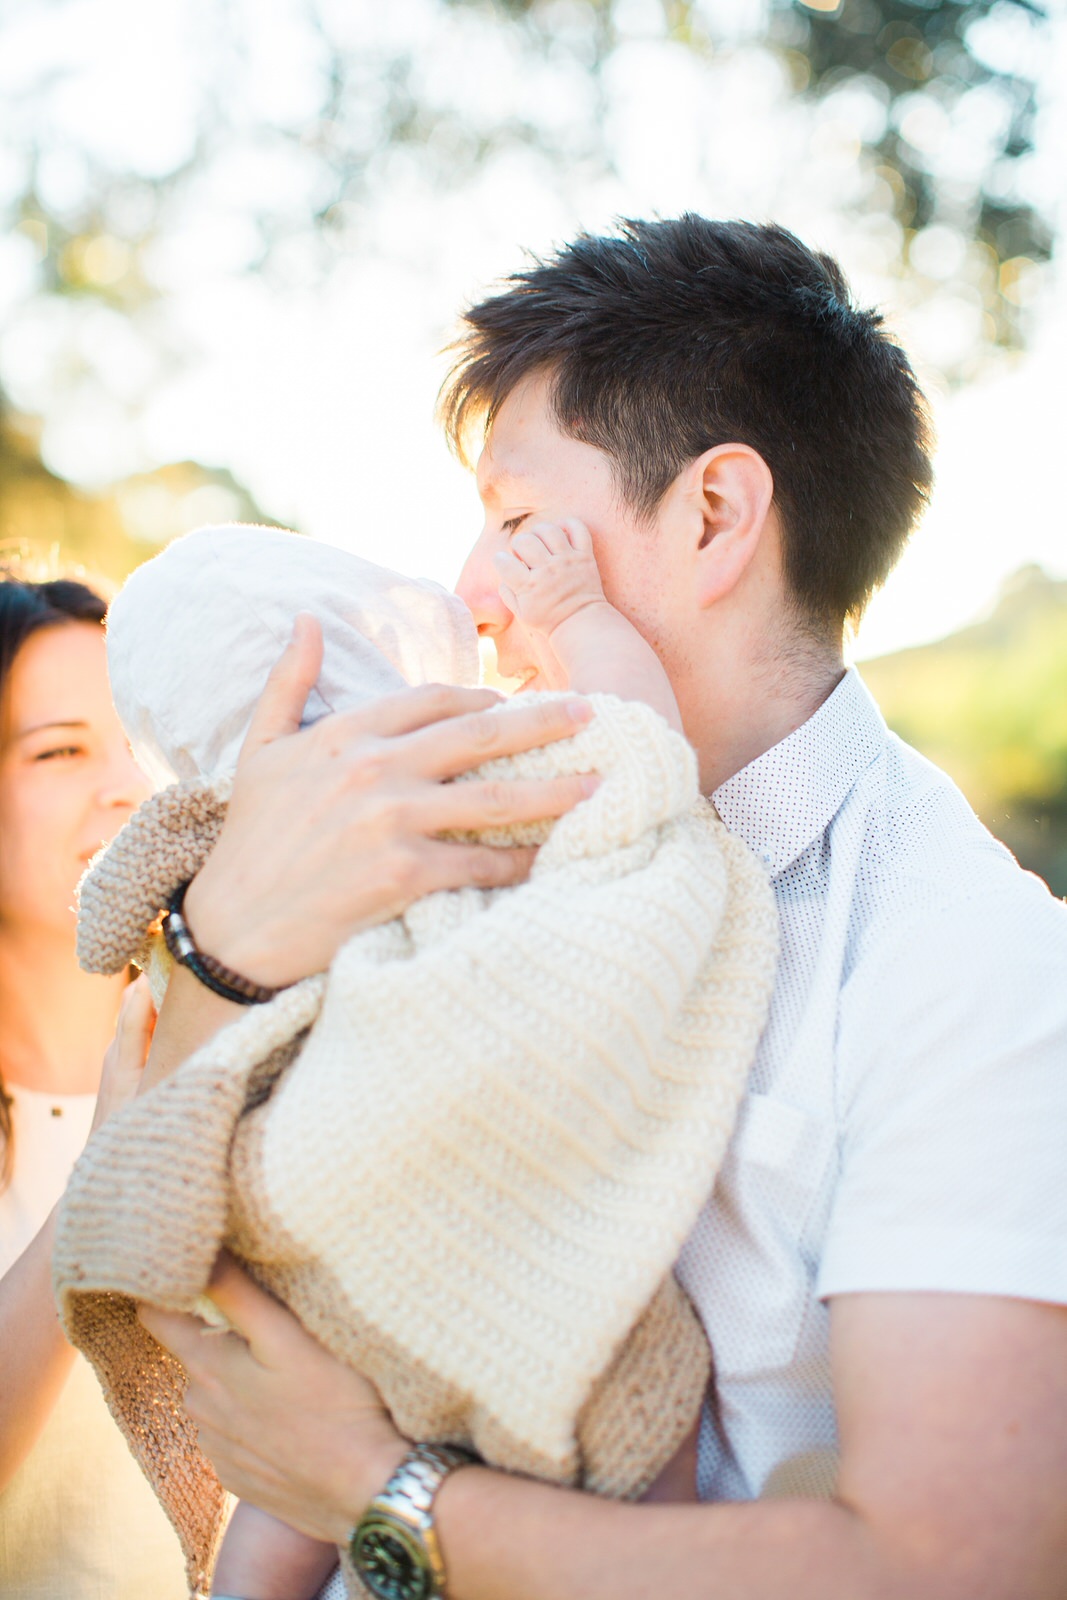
455, 530, 512, 635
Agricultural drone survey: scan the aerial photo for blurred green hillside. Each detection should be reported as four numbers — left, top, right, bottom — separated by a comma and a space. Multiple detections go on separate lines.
0, 396, 280, 591
861, 565, 1067, 897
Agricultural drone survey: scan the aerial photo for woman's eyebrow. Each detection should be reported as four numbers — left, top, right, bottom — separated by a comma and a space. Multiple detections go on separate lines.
16, 719, 89, 740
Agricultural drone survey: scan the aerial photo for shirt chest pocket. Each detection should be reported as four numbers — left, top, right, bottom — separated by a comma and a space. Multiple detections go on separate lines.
680, 1092, 837, 1379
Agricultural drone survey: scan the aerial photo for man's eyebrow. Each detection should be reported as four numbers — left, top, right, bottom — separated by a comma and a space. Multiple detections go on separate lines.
16, 719, 89, 740
478, 466, 526, 505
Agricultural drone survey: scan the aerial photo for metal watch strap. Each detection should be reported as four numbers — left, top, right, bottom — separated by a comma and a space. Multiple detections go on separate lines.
163, 881, 281, 1006
380, 1443, 473, 1519
350, 1444, 476, 1600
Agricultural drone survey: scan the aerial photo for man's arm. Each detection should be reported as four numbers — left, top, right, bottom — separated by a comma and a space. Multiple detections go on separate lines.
142, 1265, 1067, 1600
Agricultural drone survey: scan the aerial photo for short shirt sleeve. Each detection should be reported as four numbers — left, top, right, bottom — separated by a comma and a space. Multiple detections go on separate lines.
818, 873, 1067, 1305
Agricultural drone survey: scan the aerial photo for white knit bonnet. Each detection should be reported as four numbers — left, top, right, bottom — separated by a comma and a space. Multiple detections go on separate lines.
106, 523, 480, 789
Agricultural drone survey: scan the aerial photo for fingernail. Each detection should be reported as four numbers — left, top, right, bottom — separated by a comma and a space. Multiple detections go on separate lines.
567, 699, 594, 724
580, 773, 601, 795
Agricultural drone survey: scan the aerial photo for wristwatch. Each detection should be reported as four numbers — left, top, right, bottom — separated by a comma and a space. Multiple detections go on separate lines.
349, 1444, 476, 1600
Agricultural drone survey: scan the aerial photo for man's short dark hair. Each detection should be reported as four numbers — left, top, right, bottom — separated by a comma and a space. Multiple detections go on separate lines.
439, 216, 934, 633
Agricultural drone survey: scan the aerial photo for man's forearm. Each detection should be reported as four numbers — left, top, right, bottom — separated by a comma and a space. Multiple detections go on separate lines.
147, 1268, 1067, 1600
428, 1471, 901, 1600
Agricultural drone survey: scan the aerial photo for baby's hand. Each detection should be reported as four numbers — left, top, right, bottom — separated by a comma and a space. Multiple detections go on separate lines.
494, 518, 608, 638
493, 513, 682, 729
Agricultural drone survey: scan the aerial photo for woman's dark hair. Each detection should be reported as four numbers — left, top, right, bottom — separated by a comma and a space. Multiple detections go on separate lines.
0, 565, 108, 1190
440, 215, 934, 635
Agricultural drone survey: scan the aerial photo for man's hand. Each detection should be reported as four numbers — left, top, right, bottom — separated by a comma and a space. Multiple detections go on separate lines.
184, 615, 595, 988
138, 1256, 407, 1545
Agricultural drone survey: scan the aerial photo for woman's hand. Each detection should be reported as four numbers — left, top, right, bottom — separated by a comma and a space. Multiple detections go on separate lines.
183, 615, 594, 989
139, 1255, 407, 1544
90, 975, 156, 1134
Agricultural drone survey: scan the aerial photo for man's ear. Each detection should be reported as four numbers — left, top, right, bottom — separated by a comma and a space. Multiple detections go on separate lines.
682, 444, 775, 609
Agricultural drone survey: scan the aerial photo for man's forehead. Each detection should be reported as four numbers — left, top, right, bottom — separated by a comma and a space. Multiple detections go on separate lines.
476, 373, 560, 491
475, 420, 542, 502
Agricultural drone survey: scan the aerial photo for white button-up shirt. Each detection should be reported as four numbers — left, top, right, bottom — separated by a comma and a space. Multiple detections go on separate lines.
677, 667, 1067, 1501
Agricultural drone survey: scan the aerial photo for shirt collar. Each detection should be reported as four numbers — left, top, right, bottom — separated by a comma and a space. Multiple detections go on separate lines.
711, 668, 886, 877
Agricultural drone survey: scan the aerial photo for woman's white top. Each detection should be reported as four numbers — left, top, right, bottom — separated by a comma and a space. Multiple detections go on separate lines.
0, 1085, 96, 1268
0, 1083, 187, 1599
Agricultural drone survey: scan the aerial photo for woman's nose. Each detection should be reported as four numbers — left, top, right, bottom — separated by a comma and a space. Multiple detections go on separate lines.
97, 742, 150, 811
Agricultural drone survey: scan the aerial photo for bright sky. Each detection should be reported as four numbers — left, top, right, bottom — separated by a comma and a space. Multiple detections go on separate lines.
1, 0, 1063, 660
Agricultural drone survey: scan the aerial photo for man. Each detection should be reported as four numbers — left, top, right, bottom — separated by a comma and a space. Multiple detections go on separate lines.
141, 218, 1067, 1599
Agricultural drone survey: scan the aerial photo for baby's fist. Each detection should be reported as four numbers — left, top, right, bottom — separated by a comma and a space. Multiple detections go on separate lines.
494, 518, 607, 636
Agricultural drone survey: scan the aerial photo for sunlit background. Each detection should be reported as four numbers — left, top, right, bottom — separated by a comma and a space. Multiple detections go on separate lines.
1, 0, 1064, 889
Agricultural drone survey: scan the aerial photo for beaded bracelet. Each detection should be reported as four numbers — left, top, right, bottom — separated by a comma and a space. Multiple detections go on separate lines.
163, 881, 282, 1006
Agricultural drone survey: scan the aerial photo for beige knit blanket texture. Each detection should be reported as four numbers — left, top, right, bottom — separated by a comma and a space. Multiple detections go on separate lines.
55, 695, 778, 1600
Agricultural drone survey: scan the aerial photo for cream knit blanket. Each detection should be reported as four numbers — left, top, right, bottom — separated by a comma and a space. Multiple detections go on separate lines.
55, 695, 778, 1599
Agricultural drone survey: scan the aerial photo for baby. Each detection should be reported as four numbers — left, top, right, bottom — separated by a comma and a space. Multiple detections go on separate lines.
56, 522, 778, 1600
215, 518, 687, 1600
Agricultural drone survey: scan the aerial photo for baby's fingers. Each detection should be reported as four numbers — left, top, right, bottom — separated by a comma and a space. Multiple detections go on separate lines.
525, 522, 575, 557
508, 529, 556, 569
557, 517, 594, 554
493, 550, 531, 611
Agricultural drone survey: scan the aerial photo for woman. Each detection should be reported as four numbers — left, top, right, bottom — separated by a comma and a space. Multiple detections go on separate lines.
0, 567, 186, 1597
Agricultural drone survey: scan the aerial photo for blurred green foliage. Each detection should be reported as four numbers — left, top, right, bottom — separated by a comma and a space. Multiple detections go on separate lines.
448, 0, 1051, 354
0, 0, 1053, 571
780, 0, 1050, 333
4, 1, 1053, 377
0, 0, 1059, 898
862, 564, 1067, 895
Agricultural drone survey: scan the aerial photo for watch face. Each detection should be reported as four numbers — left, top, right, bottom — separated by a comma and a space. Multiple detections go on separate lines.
351, 1515, 435, 1600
